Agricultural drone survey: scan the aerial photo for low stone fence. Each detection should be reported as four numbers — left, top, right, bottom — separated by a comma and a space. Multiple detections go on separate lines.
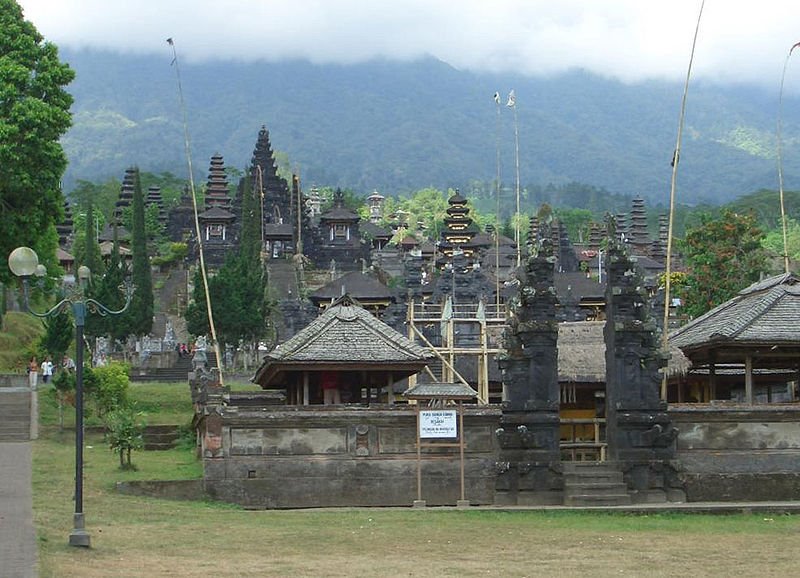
201, 404, 502, 509
670, 403, 800, 501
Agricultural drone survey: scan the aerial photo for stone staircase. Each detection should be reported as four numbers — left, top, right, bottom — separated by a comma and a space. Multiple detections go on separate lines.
130, 352, 217, 382
267, 260, 299, 299
563, 461, 632, 507
143, 425, 181, 450
0, 383, 31, 441
372, 249, 404, 278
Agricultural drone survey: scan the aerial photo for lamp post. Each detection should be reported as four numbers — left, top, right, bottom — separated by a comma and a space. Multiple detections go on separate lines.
8, 246, 133, 548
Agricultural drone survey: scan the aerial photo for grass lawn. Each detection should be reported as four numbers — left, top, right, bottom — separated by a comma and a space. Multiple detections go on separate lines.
33, 381, 800, 577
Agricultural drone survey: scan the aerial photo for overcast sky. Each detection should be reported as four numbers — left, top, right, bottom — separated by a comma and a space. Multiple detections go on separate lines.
16, 0, 800, 88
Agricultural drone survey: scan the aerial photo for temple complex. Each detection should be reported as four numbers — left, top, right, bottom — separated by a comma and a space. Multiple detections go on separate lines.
54, 123, 800, 509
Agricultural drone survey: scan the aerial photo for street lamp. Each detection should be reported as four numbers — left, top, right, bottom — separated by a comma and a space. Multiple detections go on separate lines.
8, 246, 133, 548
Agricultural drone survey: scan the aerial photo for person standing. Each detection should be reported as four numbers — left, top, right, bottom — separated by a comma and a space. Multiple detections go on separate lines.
41, 356, 53, 384
321, 370, 341, 405
62, 355, 75, 372
28, 356, 39, 388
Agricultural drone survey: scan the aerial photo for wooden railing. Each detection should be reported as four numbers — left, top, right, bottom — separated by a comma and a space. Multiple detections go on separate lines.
560, 417, 607, 462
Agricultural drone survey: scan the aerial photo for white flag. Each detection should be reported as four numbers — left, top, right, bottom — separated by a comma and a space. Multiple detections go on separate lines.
493, 92, 501, 104
506, 90, 516, 108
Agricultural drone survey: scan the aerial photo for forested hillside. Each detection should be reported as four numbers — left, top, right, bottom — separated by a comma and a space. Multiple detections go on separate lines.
59, 48, 800, 205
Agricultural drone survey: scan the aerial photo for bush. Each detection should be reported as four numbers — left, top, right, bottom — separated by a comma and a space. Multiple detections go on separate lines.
105, 405, 145, 470
91, 362, 131, 417
152, 241, 188, 266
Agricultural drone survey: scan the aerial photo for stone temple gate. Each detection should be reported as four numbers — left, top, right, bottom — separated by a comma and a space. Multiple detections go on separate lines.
189, 219, 685, 508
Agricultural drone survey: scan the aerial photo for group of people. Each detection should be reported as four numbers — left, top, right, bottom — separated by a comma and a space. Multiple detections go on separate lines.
27, 354, 75, 388
176, 342, 192, 357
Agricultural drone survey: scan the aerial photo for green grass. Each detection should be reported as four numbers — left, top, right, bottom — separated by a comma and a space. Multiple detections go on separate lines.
0, 311, 44, 371
31, 374, 800, 577
39, 380, 195, 429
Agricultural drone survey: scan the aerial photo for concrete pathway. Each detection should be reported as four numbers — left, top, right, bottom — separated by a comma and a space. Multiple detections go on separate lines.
0, 441, 37, 578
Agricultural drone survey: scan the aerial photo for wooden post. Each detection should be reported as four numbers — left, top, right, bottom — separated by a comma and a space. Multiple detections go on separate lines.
479, 318, 489, 404
744, 356, 754, 403
414, 403, 424, 507
407, 300, 417, 391
447, 316, 455, 383
303, 371, 309, 406
458, 402, 466, 504
709, 361, 716, 402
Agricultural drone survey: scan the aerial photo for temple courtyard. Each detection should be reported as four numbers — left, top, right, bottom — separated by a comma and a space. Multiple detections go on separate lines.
30, 425, 800, 578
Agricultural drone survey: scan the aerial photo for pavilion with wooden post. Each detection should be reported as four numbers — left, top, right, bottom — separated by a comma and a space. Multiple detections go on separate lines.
668, 273, 800, 404
252, 293, 434, 404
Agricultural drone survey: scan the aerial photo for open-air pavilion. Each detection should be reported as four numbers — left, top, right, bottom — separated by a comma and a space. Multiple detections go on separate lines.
669, 273, 800, 403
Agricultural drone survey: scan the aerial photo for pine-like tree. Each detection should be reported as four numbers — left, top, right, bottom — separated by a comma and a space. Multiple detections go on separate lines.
39, 305, 73, 362
83, 197, 101, 273
127, 168, 153, 336
184, 174, 274, 350
86, 226, 129, 342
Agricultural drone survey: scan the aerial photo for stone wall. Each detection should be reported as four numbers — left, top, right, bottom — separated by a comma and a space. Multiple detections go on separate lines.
671, 404, 800, 501
201, 405, 501, 508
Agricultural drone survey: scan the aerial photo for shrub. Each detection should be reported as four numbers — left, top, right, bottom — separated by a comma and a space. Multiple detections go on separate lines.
105, 405, 145, 470
91, 362, 131, 417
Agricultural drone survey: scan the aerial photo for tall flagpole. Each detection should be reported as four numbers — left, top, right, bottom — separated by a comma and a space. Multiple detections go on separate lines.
167, 38, 224, 386
661, 0, 705, 400
776, 42, 800, 274
507, 90, 521, 267
494, 92, 502, 309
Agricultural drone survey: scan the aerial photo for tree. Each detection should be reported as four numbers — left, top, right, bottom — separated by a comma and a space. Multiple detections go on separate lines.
85, 228, 129, 343
554, 207, 595, 244
0, 0, 74, 283
91, 362, 130, 418
126, 168, 153, 336
762, 218, 800, 264
82, 197, 101, 273
39, 306, 72, 363
185, 173, 274, 357
105, 405, 145, 470
679, 210, 771, 318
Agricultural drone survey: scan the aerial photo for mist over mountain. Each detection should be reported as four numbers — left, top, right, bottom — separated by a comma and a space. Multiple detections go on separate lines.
60, 47, 800, 206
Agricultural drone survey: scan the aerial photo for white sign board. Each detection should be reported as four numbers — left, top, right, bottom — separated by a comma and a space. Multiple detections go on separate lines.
419, 409, 458, 439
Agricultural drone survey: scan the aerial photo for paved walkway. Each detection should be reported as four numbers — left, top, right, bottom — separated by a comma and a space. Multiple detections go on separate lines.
0, 441, 37, 578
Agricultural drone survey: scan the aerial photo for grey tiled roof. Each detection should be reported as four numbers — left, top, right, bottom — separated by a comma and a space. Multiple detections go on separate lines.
670, 274, 800, 350
198, 206, 235, 220
360, 222, 392, 239
310, 271, 392, 302
264, 294, 433, 363
403, 382, 478, 399
263, 223, 294, 237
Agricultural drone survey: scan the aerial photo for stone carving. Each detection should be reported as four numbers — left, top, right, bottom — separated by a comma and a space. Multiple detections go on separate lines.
603, 215, 682, 501
495, 222, 562, 505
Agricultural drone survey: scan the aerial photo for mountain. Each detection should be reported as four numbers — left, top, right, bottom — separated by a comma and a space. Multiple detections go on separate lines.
59, 48, 800, 206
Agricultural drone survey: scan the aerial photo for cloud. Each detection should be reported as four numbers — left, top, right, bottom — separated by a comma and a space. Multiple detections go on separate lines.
17, 0, 800, 87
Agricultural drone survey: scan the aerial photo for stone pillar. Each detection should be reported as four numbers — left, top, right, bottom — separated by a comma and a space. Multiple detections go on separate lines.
604, 218, 682, 502
495, 231, 562, 505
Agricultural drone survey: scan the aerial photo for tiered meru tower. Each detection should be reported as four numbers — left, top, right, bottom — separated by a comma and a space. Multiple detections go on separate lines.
495, 225, 562, 505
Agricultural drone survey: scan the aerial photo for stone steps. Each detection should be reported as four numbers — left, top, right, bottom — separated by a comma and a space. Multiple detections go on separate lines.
0, 389, 31, 441
130, 352, 216, 382
143, 424, 181, 451
563, 462, 632, 507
